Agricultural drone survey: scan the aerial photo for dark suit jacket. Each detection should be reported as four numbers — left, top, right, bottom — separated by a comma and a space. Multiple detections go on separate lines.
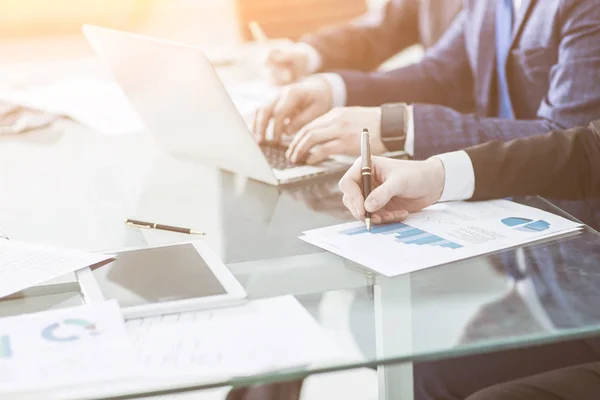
466, 120, 600, 201
336, 0, 600, 159
300, 0, 463, 72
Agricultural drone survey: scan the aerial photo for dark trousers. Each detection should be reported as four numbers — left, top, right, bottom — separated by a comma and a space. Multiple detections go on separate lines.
466, 362, 600, 400
414, 337, 600, 400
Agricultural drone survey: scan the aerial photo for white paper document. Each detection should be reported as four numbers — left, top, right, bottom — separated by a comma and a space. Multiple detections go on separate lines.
225, 80, 279, 117
0, 78, 144, 135
0, 301, 138, 394
0, 77, 276, 135
0, 240, 113, 299
127, 295, 338, 378
301, 200, 584, 277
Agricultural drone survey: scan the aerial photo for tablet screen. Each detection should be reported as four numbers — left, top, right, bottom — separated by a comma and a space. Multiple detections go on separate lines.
92, 243, 226, 307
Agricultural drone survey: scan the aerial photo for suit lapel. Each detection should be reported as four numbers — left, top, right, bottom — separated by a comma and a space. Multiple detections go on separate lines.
508, 0, 536, 50
477, 2, 497, 115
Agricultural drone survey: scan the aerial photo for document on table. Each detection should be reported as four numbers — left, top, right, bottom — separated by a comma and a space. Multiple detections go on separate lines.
0, 78, 144, 135
300, 200, 584, 277
0, 77, 277, 134
0, 240, 113, 299
225, 80, 279, 117
127, 295, 339, 378
0, 301, 138, 394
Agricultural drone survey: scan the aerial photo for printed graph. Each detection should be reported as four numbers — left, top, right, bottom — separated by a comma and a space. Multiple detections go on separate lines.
41, 319, 100, 343
0, 335, 12, 359
340, 222, 463, 249
502, 217, 550, 232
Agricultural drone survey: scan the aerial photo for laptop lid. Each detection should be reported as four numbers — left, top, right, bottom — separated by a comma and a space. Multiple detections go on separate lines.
83, 25, 278, 185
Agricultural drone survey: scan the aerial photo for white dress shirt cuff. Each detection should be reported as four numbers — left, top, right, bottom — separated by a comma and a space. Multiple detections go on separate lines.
404, 105, 415, 156
433, 151, 476, 202
296, 43, 323, 74
320, 73, 347, 107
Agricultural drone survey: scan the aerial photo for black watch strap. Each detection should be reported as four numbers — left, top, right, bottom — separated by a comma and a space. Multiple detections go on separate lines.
380, 103, 408, 152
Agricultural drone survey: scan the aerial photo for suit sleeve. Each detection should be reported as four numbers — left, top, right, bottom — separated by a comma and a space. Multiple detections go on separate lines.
300, 0, 420, 72
535, 0, 600, 133
343, 1, 600, 159
336, 10, 475, 113
465, 122, 600, 201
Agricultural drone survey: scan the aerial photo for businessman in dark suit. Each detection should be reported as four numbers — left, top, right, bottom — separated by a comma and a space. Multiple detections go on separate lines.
338, 120, 600, 399
265, 0, 462, 84
254, 0, 600, 164
338, 120, 600, 223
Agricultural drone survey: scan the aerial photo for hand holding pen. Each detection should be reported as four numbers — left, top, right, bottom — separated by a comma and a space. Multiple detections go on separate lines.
339, 141, 445, 226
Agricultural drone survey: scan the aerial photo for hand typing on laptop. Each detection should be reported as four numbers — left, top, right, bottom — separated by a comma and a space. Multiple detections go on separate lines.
253, 76, 333, 145
253, 77, 387, 165
85, 25, 349, 185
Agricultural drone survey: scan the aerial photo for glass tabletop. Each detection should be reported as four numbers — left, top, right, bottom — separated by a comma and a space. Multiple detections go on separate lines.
2, 122, 600, 399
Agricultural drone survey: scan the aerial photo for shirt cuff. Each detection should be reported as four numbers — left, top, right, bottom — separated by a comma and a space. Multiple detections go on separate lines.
320, 73, 347, 107
295, 43, 322, 74
404, 105, 414, 156
433, 151, 475, 202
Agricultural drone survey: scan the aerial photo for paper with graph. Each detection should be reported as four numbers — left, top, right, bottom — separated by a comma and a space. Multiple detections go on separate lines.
0, 301, 137, 394
300, 200, 583, 277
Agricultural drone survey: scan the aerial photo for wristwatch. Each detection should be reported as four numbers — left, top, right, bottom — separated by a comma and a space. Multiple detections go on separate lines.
380, 103, 408, 152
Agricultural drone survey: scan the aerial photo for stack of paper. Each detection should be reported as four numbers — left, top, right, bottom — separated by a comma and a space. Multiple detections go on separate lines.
127, 295, 339, 378
0, 301, 138, 394
0, 77, 277, 135
0, 240, 113, 299
301, 200, 583, 277
0, 298, 340, 398
0, 78, 144, 135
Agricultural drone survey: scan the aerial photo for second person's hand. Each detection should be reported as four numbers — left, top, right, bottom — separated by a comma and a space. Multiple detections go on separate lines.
253, 76, 334, 144
286, 106, 387, 165
265, 43, 318, 85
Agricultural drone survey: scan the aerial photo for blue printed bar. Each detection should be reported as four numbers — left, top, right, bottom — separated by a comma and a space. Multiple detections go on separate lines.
340, 226, 369, 236
395, 228, 425, 240
404, 235, 445, 245
340, 222, 414, 236
439, 241, 463, 249
369, 222, 411, 234
0, 335, 12, 359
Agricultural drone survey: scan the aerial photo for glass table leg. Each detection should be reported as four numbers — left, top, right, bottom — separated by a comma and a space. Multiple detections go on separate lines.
375, 276, 414, 400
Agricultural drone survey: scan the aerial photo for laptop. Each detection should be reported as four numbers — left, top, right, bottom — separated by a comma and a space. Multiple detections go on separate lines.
83, 25, 349, 186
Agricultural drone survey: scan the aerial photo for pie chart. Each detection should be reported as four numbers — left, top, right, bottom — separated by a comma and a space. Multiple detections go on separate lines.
502, 217, 550, 232
41, 319, 100, 342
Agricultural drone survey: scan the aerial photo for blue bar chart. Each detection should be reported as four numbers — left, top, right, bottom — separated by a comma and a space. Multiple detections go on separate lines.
340, 222, 463, 249
0, 335, 12, 359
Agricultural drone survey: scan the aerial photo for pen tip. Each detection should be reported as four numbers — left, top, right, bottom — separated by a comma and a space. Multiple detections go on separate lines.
362, 128, 369, 134
366, 218, 371, 231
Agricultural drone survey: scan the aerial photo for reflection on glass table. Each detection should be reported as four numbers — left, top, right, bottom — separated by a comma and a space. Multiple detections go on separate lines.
3, 127, 600, 399
32, 192, 600, 400
0, 284, 82, 318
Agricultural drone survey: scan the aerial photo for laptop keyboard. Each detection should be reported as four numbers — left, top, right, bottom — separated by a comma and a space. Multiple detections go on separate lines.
260, 143, 297, 170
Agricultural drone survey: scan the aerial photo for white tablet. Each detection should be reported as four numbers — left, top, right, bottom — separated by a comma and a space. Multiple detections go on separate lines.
77, 241, 247, 319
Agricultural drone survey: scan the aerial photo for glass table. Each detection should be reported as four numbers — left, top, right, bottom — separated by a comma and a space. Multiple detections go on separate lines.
2, 118, 600, 400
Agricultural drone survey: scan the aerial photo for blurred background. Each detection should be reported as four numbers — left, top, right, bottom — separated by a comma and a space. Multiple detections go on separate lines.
0, 0, 387, 64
